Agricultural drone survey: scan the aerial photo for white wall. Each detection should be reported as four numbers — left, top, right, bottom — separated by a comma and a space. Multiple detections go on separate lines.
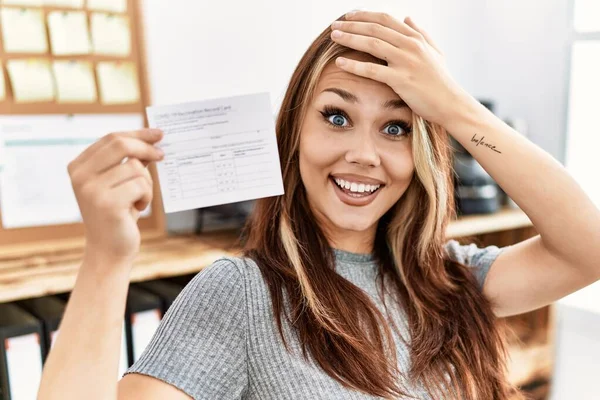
140, 0, 433, 111
466, 0, 571, 161
427, 0, 486, 96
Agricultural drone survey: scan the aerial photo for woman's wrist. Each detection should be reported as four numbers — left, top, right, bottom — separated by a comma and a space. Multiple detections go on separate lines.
441, 90, 494, 139
81, 247, 135, 278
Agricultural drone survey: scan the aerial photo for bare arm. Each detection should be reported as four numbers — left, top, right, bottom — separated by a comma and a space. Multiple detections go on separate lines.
36, 129, 191, 400
38, 253, 131, 399
326, 11, 600, 316
446, 95, 600, 317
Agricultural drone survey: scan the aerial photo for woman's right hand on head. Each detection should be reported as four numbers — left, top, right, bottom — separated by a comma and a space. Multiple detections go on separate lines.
68, 129, 165, 267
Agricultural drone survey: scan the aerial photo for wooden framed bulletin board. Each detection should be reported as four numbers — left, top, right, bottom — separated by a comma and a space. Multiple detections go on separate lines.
0, 0, 166, 253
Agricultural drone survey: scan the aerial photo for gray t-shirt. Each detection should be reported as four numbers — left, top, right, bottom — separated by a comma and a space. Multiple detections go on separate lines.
124, 240, 504, 399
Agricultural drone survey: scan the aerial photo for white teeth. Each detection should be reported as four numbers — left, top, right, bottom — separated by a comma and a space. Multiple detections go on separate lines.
333, 177, 381, 193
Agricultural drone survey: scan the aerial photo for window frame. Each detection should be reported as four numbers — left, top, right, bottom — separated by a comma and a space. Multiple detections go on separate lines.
562, 0, 600, 167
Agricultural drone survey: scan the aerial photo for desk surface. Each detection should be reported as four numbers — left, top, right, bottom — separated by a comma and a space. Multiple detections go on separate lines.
0, 207, 532, 303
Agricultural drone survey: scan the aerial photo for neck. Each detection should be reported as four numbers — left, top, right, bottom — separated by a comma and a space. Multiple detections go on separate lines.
309, 202, 377, 254
323, 224, 376, 254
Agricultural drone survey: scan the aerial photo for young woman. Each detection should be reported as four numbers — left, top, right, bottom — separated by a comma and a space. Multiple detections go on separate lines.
38, 11, 600, 400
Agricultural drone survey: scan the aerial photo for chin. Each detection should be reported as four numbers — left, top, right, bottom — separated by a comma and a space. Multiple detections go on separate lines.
327, 211, 378, 233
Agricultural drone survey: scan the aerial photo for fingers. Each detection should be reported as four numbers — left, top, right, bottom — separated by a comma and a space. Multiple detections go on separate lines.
89, 135, 164, 175
69, 128, 163, 173
330, 20, 414, 52
330, 29, 400, 63
98, 157, 152, 189
334, 57, 394, 86
72, 157, 153, 210
336, 12, 443, 62
69, 132, 164, 185
111, 175, 153, 211
404, 16, 444, 56
73, 171, 152, 220
344, 11, 421, 39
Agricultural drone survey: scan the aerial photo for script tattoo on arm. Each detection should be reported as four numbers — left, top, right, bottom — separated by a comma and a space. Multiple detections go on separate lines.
470, 134, 502, 154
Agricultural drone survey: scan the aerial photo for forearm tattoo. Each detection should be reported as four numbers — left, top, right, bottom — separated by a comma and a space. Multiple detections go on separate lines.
471, 134, 502, 154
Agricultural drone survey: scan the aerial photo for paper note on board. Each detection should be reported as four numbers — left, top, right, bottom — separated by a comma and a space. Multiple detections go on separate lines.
0, 114, 148, 229
44, 0, 84, 7
96, 61, 140, 104
91, 12, 131, 56
52, 60, 97, 103
4, 333, 43, 400
6, 59, 55, 103
1, 0, 43, 7
146, 92, 284, 213
0, 62, 5, 101
0, 8, 48, 54
87, 0, 126, 13
0, 129, 6, 171
47, 10, 91, 55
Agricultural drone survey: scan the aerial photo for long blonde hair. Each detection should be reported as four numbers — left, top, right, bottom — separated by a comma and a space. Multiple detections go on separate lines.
242, 14, 520, 399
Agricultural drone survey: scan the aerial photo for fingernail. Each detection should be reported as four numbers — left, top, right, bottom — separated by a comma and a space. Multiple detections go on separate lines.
331, 21, 342, 29
156, 147, 164, 156
336, 57, 347, 66
151, 129, 163, 136
331, 30, 342, 38
346, 10, 356, 18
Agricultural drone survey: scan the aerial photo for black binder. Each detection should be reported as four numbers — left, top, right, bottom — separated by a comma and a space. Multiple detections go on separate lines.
0, 303, 44, 400
165, 272, 196, 288
134, 280, 183, 317
125, 287, 162, 365
15, 296, 65, 364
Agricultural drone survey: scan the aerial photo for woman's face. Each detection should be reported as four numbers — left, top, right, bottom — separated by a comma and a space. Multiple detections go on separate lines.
299, 51, 415, 250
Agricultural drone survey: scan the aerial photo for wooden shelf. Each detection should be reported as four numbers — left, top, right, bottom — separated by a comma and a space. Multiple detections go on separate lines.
0, 232, 241, 303
447, 207, 532, 239
0, 207, 531, 304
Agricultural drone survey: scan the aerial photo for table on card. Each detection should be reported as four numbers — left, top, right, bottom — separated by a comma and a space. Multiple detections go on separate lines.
147, 92, 284, 214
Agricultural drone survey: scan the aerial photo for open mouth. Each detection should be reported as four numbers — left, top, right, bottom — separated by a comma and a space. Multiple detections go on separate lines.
329, 176, 383, 198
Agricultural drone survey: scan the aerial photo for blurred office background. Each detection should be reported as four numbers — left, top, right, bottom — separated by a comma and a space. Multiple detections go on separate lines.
0, 0, 599, 399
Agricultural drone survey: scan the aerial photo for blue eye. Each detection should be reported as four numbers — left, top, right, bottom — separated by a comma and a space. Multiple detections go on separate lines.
319, 105, 412, 139
384, 124, 406, 136
329, 114, 348, 127
319, 106, 351, 129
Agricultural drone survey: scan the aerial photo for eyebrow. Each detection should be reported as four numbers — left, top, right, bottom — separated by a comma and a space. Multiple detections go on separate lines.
321, 87, 409, 110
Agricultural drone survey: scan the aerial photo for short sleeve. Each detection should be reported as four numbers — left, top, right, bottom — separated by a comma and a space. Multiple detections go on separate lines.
124, 257, 248, 399
444, 240, 505, 290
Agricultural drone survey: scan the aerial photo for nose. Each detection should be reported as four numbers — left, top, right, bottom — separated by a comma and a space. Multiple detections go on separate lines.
344, 129, 381, 168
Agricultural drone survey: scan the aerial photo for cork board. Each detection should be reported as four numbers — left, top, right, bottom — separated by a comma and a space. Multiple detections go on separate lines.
0, 0, 166, 251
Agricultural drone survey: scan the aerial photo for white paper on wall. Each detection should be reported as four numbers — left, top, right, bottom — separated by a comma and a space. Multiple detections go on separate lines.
0, 114, 148, 229
131, 309, 161, 362
96, 61, 140, 104
87, 0, 127, 13
52, 60, 97, 103
5, 333, 43, 399
91, 12, 131, 56
0, 8, 48, 53
6, 59, 55, 103
47, 10, 91, 55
